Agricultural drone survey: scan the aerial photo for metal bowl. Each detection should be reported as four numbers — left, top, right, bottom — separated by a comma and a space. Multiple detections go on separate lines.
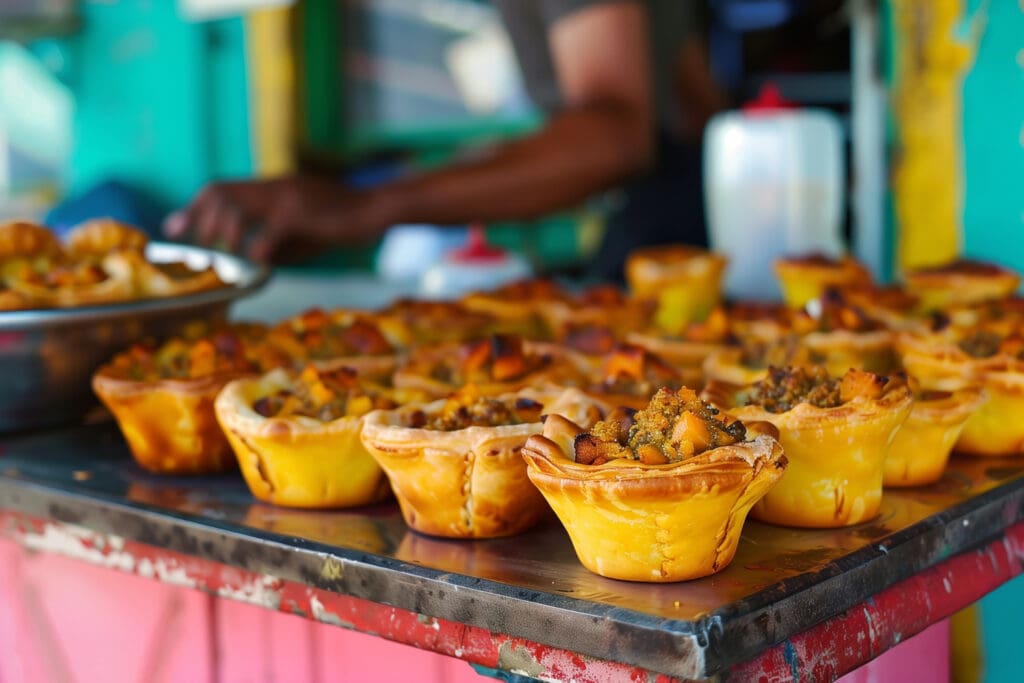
0, 243, 271, 432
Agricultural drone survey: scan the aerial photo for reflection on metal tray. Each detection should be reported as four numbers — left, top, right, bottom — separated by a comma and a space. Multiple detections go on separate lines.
0, 243, 271, 432
0, 422, 1021, 679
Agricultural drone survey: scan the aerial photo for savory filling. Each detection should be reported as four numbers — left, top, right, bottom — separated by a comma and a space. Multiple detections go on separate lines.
573, 387, 746, 465
801, 290, 885, 333
428, 334, 550, 385
269, 309, 394, 360
741, 366, 890, 413
737, 337, 813, 370
957, 330, 1024, 360
597, 345, 681, 395
665, 307, 732, 343
402, 386, 544, 431
487, 278, 566, 302
562, 324, 618, 355
252, 366, 394, 421
124, 328, 266, 380
7, 258, 110, 289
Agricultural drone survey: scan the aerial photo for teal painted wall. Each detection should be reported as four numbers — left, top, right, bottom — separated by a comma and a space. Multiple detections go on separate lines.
961, 1, 1024, 272
56, 0, 252, 212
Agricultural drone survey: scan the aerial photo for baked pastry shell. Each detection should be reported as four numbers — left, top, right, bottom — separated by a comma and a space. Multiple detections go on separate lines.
904, 267, 1021, 311
956, 368, 1024, 457
92, 366, 241, 475
624, 332, 725, 388
214, 368, 391, 509
774, 257, 871, 310
624, 246, 727, 332
885, 387, 985, 487
703, 380, 913, 528
522, 422, 785, 582
359, 388, 599, 539
393, 340, 587, 400
801, 329, 897, 375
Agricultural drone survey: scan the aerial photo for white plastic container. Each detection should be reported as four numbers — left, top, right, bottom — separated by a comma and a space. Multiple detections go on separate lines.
704, 88, 845, 300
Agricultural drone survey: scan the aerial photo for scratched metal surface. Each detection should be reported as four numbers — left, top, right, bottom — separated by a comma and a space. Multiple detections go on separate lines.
0, 422, 1022, 679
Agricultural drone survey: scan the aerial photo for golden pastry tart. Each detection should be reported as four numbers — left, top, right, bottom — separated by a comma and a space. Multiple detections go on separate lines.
4, 253, 136, 308
522, 387, 786, 582
376, 298, 494, 345
774, 254, 872, 310
703, 366, 913, 528
838, 283, 923, 332
898, 328, 1024, 456
460, 279, 568, 339
215, 366, 393, 508
0, 220, 63, 262
624, 245, 727, 334
266, 308, 401, 379
64, 218, 148, 258
101, 249, 224, 298
536, 285, 652, 343
360, 386, 602, 538
793, 291, 898, 375
393, 334, 586, 399
904, 259, 1021, 312
93, 324, 281, 474
885, 386, 985, 487
702, 338, 812, 386
585, 344, 683, 409
625, 307, 733, 388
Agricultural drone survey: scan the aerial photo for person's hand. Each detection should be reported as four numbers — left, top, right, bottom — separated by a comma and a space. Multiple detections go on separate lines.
163, 174, 391, 263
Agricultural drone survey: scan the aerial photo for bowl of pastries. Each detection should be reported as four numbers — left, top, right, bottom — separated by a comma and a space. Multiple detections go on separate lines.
0, 218, 269, 431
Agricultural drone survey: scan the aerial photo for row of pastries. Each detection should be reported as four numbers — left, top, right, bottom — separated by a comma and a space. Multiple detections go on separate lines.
87, 243, 1024, 582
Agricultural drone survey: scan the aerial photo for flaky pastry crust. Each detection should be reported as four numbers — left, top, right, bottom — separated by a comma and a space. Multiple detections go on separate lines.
703, 372, 913, 528
360, 388, 601, 538
215, 368, 391, 508
885, 387, 985, 486
774, 254, 872, 310
522, 414, 785, 582
624, 245, 727, 333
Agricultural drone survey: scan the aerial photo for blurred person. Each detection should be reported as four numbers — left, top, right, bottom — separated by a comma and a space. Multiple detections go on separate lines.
164, 1, 728, 281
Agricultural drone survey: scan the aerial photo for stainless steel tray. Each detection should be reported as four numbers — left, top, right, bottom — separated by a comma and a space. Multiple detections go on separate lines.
0, 243, 271, 432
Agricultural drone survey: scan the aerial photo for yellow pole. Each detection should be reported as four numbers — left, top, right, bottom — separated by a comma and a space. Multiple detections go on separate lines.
891, 0, 981, 272
245, 6, 297, 176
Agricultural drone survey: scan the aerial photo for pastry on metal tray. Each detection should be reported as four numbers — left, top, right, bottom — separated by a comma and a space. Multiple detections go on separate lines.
522, 387, 785, 582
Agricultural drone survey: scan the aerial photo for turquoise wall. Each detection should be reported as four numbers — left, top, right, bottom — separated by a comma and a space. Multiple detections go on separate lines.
55, 0, 252, 212
961, 1, 1024, 272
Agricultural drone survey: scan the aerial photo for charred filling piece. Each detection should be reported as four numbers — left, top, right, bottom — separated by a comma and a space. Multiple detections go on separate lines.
402, 388, 544, 431
742, 366, 891, 413
270, 309, 394, 360
252, 366, 395, 421
598, 345, 681, 394
573, 387, 746, 466
429, 334, 551, 384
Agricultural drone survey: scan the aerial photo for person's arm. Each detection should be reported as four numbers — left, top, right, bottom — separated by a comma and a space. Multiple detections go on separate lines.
165, 1, 653, 263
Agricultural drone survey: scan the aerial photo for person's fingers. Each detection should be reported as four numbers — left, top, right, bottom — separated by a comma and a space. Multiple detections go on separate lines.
162, 209, 190, 239
247, 200, 294, 263
219, 205, 245, 253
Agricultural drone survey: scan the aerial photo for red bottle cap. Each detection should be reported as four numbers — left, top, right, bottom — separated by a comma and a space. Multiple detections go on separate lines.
448, 225, 507, 264
742, 83, 797, 115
